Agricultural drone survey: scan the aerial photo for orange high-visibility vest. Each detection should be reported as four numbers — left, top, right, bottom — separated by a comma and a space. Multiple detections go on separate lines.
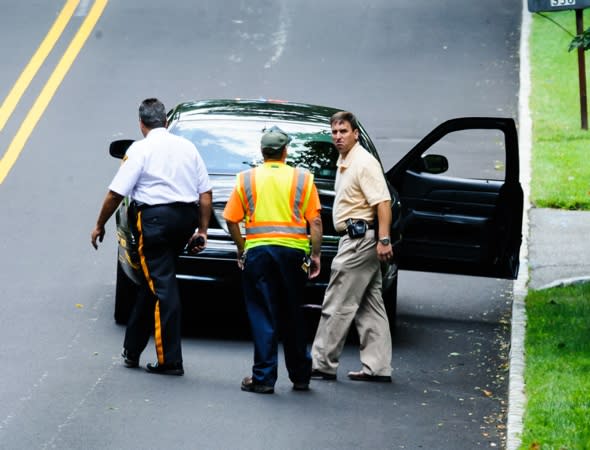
236, 162, 314, 252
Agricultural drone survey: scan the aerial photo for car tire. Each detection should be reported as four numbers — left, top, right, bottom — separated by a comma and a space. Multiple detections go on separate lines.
114, 260, 138, 324
382, 273, 398, 336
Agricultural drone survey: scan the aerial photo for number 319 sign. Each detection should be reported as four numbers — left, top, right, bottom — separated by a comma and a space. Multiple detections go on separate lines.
529, 0, 590, 12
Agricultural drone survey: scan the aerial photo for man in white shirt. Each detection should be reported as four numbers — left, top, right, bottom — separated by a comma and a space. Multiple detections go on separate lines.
91, 98, 212, 376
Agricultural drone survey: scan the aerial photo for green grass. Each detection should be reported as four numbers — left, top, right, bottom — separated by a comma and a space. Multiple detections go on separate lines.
521, 14, 590, 448
520, 283, 590, 449
530, 11, 590, 210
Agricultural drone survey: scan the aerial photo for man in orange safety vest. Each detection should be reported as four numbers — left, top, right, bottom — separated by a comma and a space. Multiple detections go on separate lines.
223, 126, 323, 394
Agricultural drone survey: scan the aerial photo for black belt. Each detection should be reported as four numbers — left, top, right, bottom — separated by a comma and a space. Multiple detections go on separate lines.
135, 201, 197, 211
337, 222, 375, 236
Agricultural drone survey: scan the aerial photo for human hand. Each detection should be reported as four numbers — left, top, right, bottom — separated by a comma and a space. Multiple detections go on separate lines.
237, 249, 246, 270
376, 242, 393, 262
91, 227, 104, 250
187, 233, 206, 254
308, 254, 321, 279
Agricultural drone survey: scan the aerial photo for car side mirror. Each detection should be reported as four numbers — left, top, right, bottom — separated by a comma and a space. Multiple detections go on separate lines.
411, 154, 448, 174
109, 139, 135, 159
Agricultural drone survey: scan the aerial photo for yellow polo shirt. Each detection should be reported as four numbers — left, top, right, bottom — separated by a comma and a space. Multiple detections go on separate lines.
333, 142, 390, 233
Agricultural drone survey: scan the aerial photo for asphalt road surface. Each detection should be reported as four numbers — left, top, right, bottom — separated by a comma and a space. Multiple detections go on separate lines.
0, 1, 521, 448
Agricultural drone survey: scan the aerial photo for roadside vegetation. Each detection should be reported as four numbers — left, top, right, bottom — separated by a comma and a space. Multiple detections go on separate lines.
519, 284, 590, 448
520, 10, 590, 449
529, 10, 590, 210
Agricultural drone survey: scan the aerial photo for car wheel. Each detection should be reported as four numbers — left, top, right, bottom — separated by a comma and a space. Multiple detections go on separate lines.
114, 260, 138, 324
382, 271, 398, 336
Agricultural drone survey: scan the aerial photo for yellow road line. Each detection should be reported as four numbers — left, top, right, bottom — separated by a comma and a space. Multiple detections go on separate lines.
0, 0, 80, 132
0, 0, 109, 184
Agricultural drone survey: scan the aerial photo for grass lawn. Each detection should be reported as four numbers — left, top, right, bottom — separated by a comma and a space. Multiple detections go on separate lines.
520, 283, 590, 449
529, 11, 590, 210
519, 10, 590, 449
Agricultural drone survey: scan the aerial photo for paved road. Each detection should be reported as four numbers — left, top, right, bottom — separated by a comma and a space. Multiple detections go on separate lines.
0, 1, 521, 448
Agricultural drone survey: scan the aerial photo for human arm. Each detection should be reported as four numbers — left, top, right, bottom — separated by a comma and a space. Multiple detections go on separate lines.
303, 181, 323, 279
187, 190, 212, 254
307, 214, 322, 279
222, 185, 246, 268
358, 155, 393, 262
226, 220, 246, 269
375, 200, 393, 262
91, 190, 124, 249
93, 144, 141, 250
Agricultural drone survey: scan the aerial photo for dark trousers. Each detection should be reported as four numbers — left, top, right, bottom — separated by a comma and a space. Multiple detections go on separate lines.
242, 245, 312, 387
124, 203, 199, 365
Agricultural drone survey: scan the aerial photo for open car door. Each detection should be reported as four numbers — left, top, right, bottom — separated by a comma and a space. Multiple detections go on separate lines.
387, 117, 523, 279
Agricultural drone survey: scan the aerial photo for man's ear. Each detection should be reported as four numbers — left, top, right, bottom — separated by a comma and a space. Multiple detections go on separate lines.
139, 120, 148, 137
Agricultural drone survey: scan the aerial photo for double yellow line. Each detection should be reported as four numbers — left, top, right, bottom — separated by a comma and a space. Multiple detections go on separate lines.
0, 0, 108, 184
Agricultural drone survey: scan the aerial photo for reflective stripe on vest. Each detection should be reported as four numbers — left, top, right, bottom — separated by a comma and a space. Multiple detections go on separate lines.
237, 164, 312, 243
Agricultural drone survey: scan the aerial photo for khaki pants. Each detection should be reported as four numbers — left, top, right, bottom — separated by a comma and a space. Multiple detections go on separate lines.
312, 231, 392, 376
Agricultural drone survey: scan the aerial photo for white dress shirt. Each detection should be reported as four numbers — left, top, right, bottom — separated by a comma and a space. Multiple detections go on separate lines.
109, 128, 212, 205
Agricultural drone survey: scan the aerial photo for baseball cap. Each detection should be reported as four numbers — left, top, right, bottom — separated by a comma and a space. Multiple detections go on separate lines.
261, 126, 292, 150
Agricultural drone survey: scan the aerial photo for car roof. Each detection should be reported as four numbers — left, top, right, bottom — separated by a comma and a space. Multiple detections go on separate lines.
168, 99, 343, 125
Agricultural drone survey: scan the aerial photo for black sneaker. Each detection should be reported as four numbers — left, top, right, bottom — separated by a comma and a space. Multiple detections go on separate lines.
145, 361, 184, 376
241, 376, 274, 394
347, 370, 392, 383
121, 349, 139, 368
292, 382, 310, 391
310, 369, 337, 381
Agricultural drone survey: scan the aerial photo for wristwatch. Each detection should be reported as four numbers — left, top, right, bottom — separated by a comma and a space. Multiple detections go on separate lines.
379, 237, 391, 246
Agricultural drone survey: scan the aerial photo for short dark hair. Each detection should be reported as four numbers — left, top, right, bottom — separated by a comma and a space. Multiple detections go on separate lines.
330, 111, 359, 131
139, 98, 166, 129
261, 146, 285, 160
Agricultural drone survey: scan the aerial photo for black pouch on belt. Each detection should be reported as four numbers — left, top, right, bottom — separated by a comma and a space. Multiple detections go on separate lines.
345, 219, 368, 239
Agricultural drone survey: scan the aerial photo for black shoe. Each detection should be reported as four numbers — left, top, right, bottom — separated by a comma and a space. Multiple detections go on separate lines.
292, 382, 310, 391
121, 349, 139, 368
241, 376, 274, 394
347, 370, 392, 383
145, 361, 184, 376
310, 369, 337, 381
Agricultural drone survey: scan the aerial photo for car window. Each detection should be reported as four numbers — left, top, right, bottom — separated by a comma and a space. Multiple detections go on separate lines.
420, 129, 506, 181
169, 119, 340, 180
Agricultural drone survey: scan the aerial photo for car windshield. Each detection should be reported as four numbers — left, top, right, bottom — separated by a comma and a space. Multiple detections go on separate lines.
169, 118, 339, 180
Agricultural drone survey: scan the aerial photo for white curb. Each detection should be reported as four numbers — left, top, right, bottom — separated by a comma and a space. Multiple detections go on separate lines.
506, 2, 532, 449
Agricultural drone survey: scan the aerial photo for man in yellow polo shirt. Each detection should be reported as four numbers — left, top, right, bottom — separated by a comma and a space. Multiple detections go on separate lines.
223, 126, 323, 394
311, 111, 394, 383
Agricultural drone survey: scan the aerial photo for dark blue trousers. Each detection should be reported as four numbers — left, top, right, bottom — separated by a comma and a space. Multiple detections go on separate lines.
242, 245, 312, 387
